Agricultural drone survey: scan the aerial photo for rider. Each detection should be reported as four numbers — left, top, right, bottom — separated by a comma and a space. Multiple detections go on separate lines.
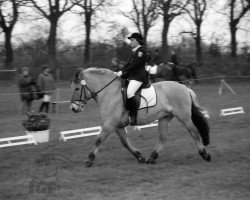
117, 32, 148, 125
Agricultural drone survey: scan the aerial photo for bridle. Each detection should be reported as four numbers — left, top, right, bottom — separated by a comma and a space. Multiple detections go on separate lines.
71, 76, 118, 107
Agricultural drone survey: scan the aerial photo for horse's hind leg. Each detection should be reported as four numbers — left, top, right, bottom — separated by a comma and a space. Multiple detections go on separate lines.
146, 115, 173, 164
116, 128, 145, 163
177, 116, 211, 161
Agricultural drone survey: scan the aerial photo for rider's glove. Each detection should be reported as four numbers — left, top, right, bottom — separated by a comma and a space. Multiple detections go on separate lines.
116, 71, 122, 77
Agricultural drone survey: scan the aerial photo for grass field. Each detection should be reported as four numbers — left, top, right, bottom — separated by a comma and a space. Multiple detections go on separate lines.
0, 79, 250, 200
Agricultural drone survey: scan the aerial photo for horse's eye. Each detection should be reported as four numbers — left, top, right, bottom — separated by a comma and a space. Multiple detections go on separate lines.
75, 88, 79, 91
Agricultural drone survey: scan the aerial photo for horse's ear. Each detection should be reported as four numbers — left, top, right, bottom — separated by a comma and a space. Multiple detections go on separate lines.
74, 68, 84, 81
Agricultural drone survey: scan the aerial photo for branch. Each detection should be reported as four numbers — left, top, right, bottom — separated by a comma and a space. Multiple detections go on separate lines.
59, 0, 81, 15
181, 30, 197, 37
29, 0, 49, 19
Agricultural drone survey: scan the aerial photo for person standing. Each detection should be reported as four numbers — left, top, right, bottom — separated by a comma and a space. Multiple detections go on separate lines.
153, 49, 162, 65
18, 67, 35, 114
146, 50, 153, 66
38, 66, 55, 113
170, 50, 179, 65
116, 32, 148, 125
170, 50, 180, 81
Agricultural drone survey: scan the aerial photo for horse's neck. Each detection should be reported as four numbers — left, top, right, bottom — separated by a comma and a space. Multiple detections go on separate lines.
86, 73, 120, 104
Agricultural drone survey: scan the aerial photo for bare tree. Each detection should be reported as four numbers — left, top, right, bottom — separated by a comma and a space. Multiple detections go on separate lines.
122, 0, 159, 46
228, 0, 250, 57
183, 0, 207, 61
73, 0, 109, 65
26, 0, 78, 67
0, 0, 20, 68
158, 0, 190, 58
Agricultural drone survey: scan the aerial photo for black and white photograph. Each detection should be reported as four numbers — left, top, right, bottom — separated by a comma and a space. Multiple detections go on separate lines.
0, 0, 249, 199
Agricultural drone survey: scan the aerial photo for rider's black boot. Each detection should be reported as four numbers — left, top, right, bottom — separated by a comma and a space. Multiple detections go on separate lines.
126, 96, 139, 125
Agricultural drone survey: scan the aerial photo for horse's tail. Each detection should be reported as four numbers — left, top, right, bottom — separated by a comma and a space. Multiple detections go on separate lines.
189, 88, 210, 146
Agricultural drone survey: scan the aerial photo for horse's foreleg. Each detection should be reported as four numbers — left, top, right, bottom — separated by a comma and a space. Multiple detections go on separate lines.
146, 115, 173, 164
85, 120, 115, 167
116, 128, 145, 163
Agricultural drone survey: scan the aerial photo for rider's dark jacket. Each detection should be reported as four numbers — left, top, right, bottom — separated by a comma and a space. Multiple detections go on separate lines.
121, 46, 148, 83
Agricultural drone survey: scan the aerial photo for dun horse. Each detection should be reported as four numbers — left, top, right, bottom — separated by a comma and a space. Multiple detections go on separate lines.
70, 68, 210, 167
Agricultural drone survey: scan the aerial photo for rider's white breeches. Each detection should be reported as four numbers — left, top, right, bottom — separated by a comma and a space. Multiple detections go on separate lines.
127, 80, 143, 98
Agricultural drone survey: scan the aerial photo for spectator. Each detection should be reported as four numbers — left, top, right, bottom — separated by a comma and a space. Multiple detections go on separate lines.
38, 65, 55, 113
170, 50, 180, 81
170, 50, 179, 65
153, 49, 162, 65
146, 50, 153, 66
18, 67, 35, 114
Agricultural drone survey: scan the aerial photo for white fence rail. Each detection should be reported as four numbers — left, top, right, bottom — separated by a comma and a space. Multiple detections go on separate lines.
60, 126, 102, 141
0, 135, 37, 148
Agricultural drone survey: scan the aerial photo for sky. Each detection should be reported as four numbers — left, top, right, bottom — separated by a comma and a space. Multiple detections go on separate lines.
1, 0, 250, 50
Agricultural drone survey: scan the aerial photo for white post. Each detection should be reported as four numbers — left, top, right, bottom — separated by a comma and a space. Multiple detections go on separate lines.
218, 76, 236, 95
221, 79, 236, 95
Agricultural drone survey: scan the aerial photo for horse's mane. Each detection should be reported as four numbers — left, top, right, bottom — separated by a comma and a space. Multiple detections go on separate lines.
73, 67, 116, 84
85, 67, 116, 78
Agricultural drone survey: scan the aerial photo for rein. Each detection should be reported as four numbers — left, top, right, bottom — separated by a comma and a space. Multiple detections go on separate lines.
72, 76, 119, 106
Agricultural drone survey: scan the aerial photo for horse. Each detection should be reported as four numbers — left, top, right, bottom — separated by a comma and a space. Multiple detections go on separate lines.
70, 68, 211, 167
150, 62, 198, 83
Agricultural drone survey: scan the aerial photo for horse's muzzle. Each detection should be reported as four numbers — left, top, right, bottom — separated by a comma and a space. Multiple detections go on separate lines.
70, 103, 83, 113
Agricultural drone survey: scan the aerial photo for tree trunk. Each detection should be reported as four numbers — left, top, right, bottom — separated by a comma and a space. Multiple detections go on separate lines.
195, 24, 202, 62
143, 25, 149, 49
4, 30, 13, 69
48, 19, 58, 67
230, 22, 237, 58
84, 12, 91, 65
162, 18, 170, 60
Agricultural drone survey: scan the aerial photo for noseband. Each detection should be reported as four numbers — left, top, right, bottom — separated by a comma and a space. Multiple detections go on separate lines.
71, 76, 118, 106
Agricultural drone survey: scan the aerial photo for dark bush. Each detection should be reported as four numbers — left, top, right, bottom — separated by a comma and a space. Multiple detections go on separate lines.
22, 113, 50, 131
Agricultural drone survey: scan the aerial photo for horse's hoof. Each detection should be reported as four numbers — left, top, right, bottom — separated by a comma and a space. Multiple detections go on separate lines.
138, 156, 145, 164
145, 157, 156, 164
205, 153, 211, 162
85, 160, 93, 167
199, 150, 211, 162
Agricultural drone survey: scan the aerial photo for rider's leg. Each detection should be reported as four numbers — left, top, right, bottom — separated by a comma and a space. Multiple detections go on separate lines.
127, 80, 143, 98
126, 80, 143, 125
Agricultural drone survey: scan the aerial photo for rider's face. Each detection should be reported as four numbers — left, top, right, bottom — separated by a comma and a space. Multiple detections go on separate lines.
130, 38, 139, 48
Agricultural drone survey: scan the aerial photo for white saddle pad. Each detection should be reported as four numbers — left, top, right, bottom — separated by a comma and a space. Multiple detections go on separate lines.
139, 85, 157, 109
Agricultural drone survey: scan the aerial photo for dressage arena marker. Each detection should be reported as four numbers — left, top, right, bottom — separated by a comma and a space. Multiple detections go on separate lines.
0, 135, 37, 148
134, 120, 158, 131
220, 107, 245, 116
60, 126, 102, 141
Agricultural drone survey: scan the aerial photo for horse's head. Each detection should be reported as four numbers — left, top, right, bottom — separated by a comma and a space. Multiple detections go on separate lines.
70, 68, 93, 113
70, 67, 119, 113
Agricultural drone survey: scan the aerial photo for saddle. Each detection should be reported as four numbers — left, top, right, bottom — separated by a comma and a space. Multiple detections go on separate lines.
121, 80, 157, 112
